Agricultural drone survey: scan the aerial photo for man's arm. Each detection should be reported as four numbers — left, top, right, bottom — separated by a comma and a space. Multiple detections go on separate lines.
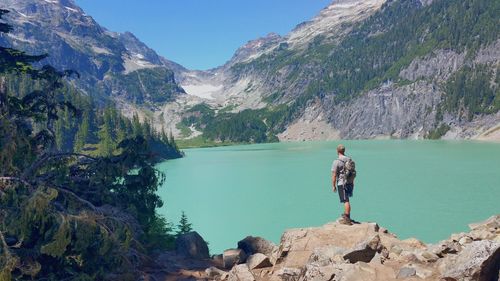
331, 160, 337, 192
332, 171, 337, 192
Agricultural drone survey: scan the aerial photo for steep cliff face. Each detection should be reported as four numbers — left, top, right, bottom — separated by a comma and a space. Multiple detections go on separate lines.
1, 0, 498, 141
175, 0, 499, 141
0, 0, 184, 105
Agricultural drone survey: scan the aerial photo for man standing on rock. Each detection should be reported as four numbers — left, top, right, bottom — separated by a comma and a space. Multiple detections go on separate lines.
331, 144, 356, 225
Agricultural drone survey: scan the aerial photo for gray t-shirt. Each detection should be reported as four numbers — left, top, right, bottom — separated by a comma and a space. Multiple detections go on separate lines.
331, 155, 350, 186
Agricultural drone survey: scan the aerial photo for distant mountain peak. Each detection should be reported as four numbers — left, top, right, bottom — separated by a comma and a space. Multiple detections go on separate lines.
286, 0, 386, 47
0, 0, 185, 104
225, 32, 283, 66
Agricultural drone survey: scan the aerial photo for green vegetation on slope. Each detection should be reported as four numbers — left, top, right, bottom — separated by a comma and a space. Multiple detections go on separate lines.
4, 72, 183, 160
180, 103, 284, 143
0, 10, 186, 280
227, 0, 499, 137
443, 65, 500, 120
107, 67, 184, 104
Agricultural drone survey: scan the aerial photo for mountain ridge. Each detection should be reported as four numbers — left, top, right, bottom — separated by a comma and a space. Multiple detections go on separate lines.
0, 0, 185, 105
1, 0, 498, 142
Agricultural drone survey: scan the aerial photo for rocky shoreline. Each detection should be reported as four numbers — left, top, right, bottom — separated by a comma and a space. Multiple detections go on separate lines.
148, 215, 500, 281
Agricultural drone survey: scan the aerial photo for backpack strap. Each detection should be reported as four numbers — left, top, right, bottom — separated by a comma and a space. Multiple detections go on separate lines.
337, 158, 346, 178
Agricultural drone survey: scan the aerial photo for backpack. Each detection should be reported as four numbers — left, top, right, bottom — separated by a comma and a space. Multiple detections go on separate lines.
340, 157, 356, 184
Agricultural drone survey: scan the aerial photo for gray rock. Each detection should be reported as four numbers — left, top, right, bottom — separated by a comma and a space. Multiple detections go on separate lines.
469, 215, 500, 232
343, 235, 380, 263
275, 267, 302, 280
212, 254, 224, 268
175, 231, 209, 259
432, 241, 462, 257
238, 236, 276, 256
228, 264, 255, 281
223, 248, 247, 269
442, 240, 500, 281
323, 80, 443, 139
459, 236, 473, 246
301, 263, 336, 281
370, 253, 384, 265
470, 229, 497, 241
246, 253, 272, 270
399, 49, 465, 82
390, 245, 403, 255
420, 251, 440, 262
309, 246, 346, 265
397, 267, 416, 279
206, 266, 228, 280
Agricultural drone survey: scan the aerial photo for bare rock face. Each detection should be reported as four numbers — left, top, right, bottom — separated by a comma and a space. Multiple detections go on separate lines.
205, 266, 229, 280
343, 234, 381, 263
175, 231, 210, 259
228, 264, 255, 281
238, 236, 277, 257
399, 49, 466, 82
274, 222, 382, 268
246, 253, 272, 270
440, 240, 500, 281
323, 80, 442, 139
223, 248, 248, 269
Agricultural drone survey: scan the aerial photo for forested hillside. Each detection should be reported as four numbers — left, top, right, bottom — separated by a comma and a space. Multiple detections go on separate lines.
3, 72, 183, 160
0, 10, 182, 280
178, 0, 499, 142
0, 0, 185, 106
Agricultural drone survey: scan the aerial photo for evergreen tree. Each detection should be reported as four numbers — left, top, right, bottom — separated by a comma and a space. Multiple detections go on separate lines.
161, 127, 169, 145
0, 10, 181, 279
54, 116, 64, 151
132, 113, 143, 137
116, 117, 127, 144
98, 111, 114, 156
73, 112, 89, 152
176, 211, 193, 235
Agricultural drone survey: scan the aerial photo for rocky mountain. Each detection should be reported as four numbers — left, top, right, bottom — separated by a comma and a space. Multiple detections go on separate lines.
0, 0, 184, 105
148, 215, 500, 281
1, 0, 498, 142
171, 0, 499, 142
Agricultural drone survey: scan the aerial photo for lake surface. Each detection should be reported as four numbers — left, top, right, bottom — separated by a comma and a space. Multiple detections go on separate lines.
156, 140, 500, 254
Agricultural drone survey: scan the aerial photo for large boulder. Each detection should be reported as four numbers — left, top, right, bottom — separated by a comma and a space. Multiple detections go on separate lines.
469, 215, 500, 242
228, 264, 255, 281
301, 262, 397, 281
396, 267, 416, 279
343, 234, 381, 263
223, 248, 247, 269
441, 240, 500, 281
205, 266, 228, 280
274, 222, 382, 268
175, 231, 210, 259
246, 253, 272, 270
237, 236, 276, 256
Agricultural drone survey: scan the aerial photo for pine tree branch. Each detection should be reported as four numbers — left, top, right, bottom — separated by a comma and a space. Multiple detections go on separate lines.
22, 152, 97, 180
0, 176, 32, 187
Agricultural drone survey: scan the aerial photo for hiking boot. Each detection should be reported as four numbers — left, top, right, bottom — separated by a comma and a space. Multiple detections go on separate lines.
339, 214, 353, 225
349, 217, 360, 224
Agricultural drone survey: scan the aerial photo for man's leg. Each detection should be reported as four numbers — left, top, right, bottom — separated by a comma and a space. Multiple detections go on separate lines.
344, 201, 351, 217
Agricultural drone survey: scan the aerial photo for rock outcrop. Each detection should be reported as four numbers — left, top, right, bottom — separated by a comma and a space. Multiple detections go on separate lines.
238, 236, 278, 256
175, 231, 210, 259
158, 215, 500, 281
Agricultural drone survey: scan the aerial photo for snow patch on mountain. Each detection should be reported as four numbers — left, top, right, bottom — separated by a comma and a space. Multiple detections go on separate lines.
181, 84, 221, 100
122, 53, 157, 74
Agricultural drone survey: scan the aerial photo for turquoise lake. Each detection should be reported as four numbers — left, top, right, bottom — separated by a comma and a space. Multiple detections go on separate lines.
156, 141, 500, 254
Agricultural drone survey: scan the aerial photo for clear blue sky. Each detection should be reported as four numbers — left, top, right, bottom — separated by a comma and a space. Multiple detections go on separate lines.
75, 0, 332, 70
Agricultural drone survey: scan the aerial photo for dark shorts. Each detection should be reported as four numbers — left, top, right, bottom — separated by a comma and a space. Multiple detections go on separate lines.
338, 184, 353, 203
